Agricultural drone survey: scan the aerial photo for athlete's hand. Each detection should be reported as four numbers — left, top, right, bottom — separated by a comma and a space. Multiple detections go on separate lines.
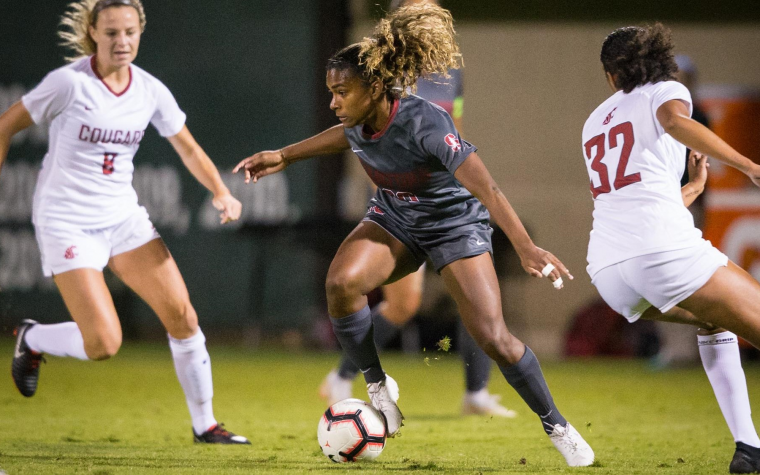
688, 150, 709, 190
233, 150, 288, 183
212, 192, 242, 224
519, 245, 573, 289
747, 163, 760, 189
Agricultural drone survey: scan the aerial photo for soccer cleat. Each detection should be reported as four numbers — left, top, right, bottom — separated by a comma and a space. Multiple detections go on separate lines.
12, 319, 44, 398
730, 442, 760, 474
462, 390, 518, 418
318, 369, 353, 406
547, 422, 595, 467
193, 423, 251, 444
367, 374, 404, 438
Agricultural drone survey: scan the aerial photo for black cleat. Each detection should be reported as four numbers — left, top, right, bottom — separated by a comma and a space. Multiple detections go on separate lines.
193, 423, 250, 444
11, 319, 44, 398
731, 442, 760, 474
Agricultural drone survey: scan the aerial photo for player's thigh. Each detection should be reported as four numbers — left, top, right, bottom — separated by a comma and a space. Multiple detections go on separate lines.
108, 238, 198, 337
679, 261, 760, 348
328, 221, 420, 294
54, 268, 121, 353
440, 253, 502, 332
380, 264, 425, 324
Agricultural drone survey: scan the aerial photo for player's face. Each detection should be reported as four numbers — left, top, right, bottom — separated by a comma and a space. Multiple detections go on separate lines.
89, 6, 142, 70
326, 69, 376, 128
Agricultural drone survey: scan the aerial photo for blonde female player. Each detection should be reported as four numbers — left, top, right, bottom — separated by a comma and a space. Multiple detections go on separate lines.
2, 0, 249, 444
319, 0, 516, 420
584, 24, 760, 473
236, 3, 593, 466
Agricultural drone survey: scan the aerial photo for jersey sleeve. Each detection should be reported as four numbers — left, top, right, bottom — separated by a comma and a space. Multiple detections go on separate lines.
418, 106, 476, 174
651, 81, 693, 131
150, 81, 186, 137
21, 69, 77, 125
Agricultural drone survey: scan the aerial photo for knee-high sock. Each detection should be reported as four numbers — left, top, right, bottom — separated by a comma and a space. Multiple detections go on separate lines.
500, 346, 566, 434
331, 305, 385, 384
169, 329, 216, 435
337, 308, 401, 380
699, 331, 760, 447
24, 322, 89, 360
458, 321, 492, 393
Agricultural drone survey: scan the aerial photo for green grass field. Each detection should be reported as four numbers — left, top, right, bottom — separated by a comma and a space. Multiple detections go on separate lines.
0, 340, 757, 474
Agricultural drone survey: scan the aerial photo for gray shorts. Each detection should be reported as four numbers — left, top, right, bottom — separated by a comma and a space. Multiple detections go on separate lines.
363, 210, 493, 273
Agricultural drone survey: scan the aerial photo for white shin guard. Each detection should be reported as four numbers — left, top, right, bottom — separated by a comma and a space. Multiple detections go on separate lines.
699, 331, 760, 447
169, 329, 216, 435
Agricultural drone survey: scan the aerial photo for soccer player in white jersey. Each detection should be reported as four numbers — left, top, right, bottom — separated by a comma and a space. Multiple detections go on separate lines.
0, 0, 249, 444
583, 23, 760, 473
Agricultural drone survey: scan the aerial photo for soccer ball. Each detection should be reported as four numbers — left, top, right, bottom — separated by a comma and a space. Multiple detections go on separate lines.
317, 398, 386, 463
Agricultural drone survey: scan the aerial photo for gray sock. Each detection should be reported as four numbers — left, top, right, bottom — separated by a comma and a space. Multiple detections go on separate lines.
458, 321, 492, 392
499, 346, 566, 434
330, 305, 385, 384
337, 308, 402, 381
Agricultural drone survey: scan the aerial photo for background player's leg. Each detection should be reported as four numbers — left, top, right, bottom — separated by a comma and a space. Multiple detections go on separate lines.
108, 239, 247, 443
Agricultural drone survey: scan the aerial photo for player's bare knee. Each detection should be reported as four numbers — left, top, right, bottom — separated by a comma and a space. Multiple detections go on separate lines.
84, 335, 122, 360
325, 270, 363, 307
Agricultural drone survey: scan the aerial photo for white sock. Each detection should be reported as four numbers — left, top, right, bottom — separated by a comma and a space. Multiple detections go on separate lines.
698, 331, 760, 447
24, 322, 89, 360
168, 329, 217, 435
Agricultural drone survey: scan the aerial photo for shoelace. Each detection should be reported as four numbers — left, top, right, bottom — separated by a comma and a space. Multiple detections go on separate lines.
211, 423, 231, 437
548, 424, 579, 452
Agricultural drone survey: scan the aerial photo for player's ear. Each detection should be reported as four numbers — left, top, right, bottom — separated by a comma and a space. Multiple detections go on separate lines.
370, 79, 384, 100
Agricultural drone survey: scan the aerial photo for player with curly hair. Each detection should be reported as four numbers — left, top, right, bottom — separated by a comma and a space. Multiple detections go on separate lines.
235, 3, 593, 466
3, 0, 248, 444
584, 23, 760, 473
318, 0, 516, 420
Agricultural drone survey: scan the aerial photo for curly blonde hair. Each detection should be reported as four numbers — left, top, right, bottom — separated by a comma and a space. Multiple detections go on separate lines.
59, 0, 146, 61
328, 3, 461, 96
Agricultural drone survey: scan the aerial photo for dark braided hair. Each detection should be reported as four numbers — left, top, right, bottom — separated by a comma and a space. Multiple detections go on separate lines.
600, 23, 678, 93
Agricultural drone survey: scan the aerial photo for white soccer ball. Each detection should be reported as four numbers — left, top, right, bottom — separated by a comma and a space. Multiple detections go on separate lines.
317, 398, 387, 463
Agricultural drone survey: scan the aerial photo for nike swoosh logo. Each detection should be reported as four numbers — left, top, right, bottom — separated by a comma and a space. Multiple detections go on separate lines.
84, 106, 94, 111
351, 148, 363, 153
475, 240, 485, 245
14, 332, 25, 359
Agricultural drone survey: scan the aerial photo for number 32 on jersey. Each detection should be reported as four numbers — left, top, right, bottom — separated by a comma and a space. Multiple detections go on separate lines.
584, 121, 640, 198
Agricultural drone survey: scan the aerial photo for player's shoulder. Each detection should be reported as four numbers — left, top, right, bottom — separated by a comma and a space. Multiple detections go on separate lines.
43, 57, 91, 87
401, 95, 451, 126
639, 80, 689, 96
129, 62, 173, 95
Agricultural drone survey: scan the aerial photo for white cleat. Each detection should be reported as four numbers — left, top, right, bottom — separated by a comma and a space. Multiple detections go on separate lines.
462, 390, 518, 418
367, 374, 404, 437
318, 369, 353, 406
547, 422, 595, 467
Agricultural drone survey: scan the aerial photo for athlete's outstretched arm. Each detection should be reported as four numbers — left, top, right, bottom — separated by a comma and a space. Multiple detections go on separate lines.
657, 100, 760, 187
0, 102, 34, 176
233, 125, 350, 183
167, 126, 241, 224
682, 150, 709, 207
454, 152, 572, 285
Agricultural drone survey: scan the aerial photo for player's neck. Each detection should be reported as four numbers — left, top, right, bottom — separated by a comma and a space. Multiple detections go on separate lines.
94, 56, 131, 94
365, 98, 393, 135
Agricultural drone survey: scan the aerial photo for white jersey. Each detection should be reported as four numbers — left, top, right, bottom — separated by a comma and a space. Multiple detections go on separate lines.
22, 55, 186, 229
582, 81, 702, 277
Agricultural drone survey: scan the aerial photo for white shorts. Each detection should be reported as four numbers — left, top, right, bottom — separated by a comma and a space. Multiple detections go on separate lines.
591, 239, 728, 322
35, 206, 161, 277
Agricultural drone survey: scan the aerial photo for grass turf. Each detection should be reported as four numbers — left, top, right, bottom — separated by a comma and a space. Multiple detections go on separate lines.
0, 340, 757, 474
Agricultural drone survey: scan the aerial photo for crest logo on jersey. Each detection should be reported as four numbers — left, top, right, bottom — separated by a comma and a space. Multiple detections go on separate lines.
602, 107, 618, 125
444, 133, 462, 152
102, 153, 117, 175
64, 245, 78, 260
368, 206, 385, 215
